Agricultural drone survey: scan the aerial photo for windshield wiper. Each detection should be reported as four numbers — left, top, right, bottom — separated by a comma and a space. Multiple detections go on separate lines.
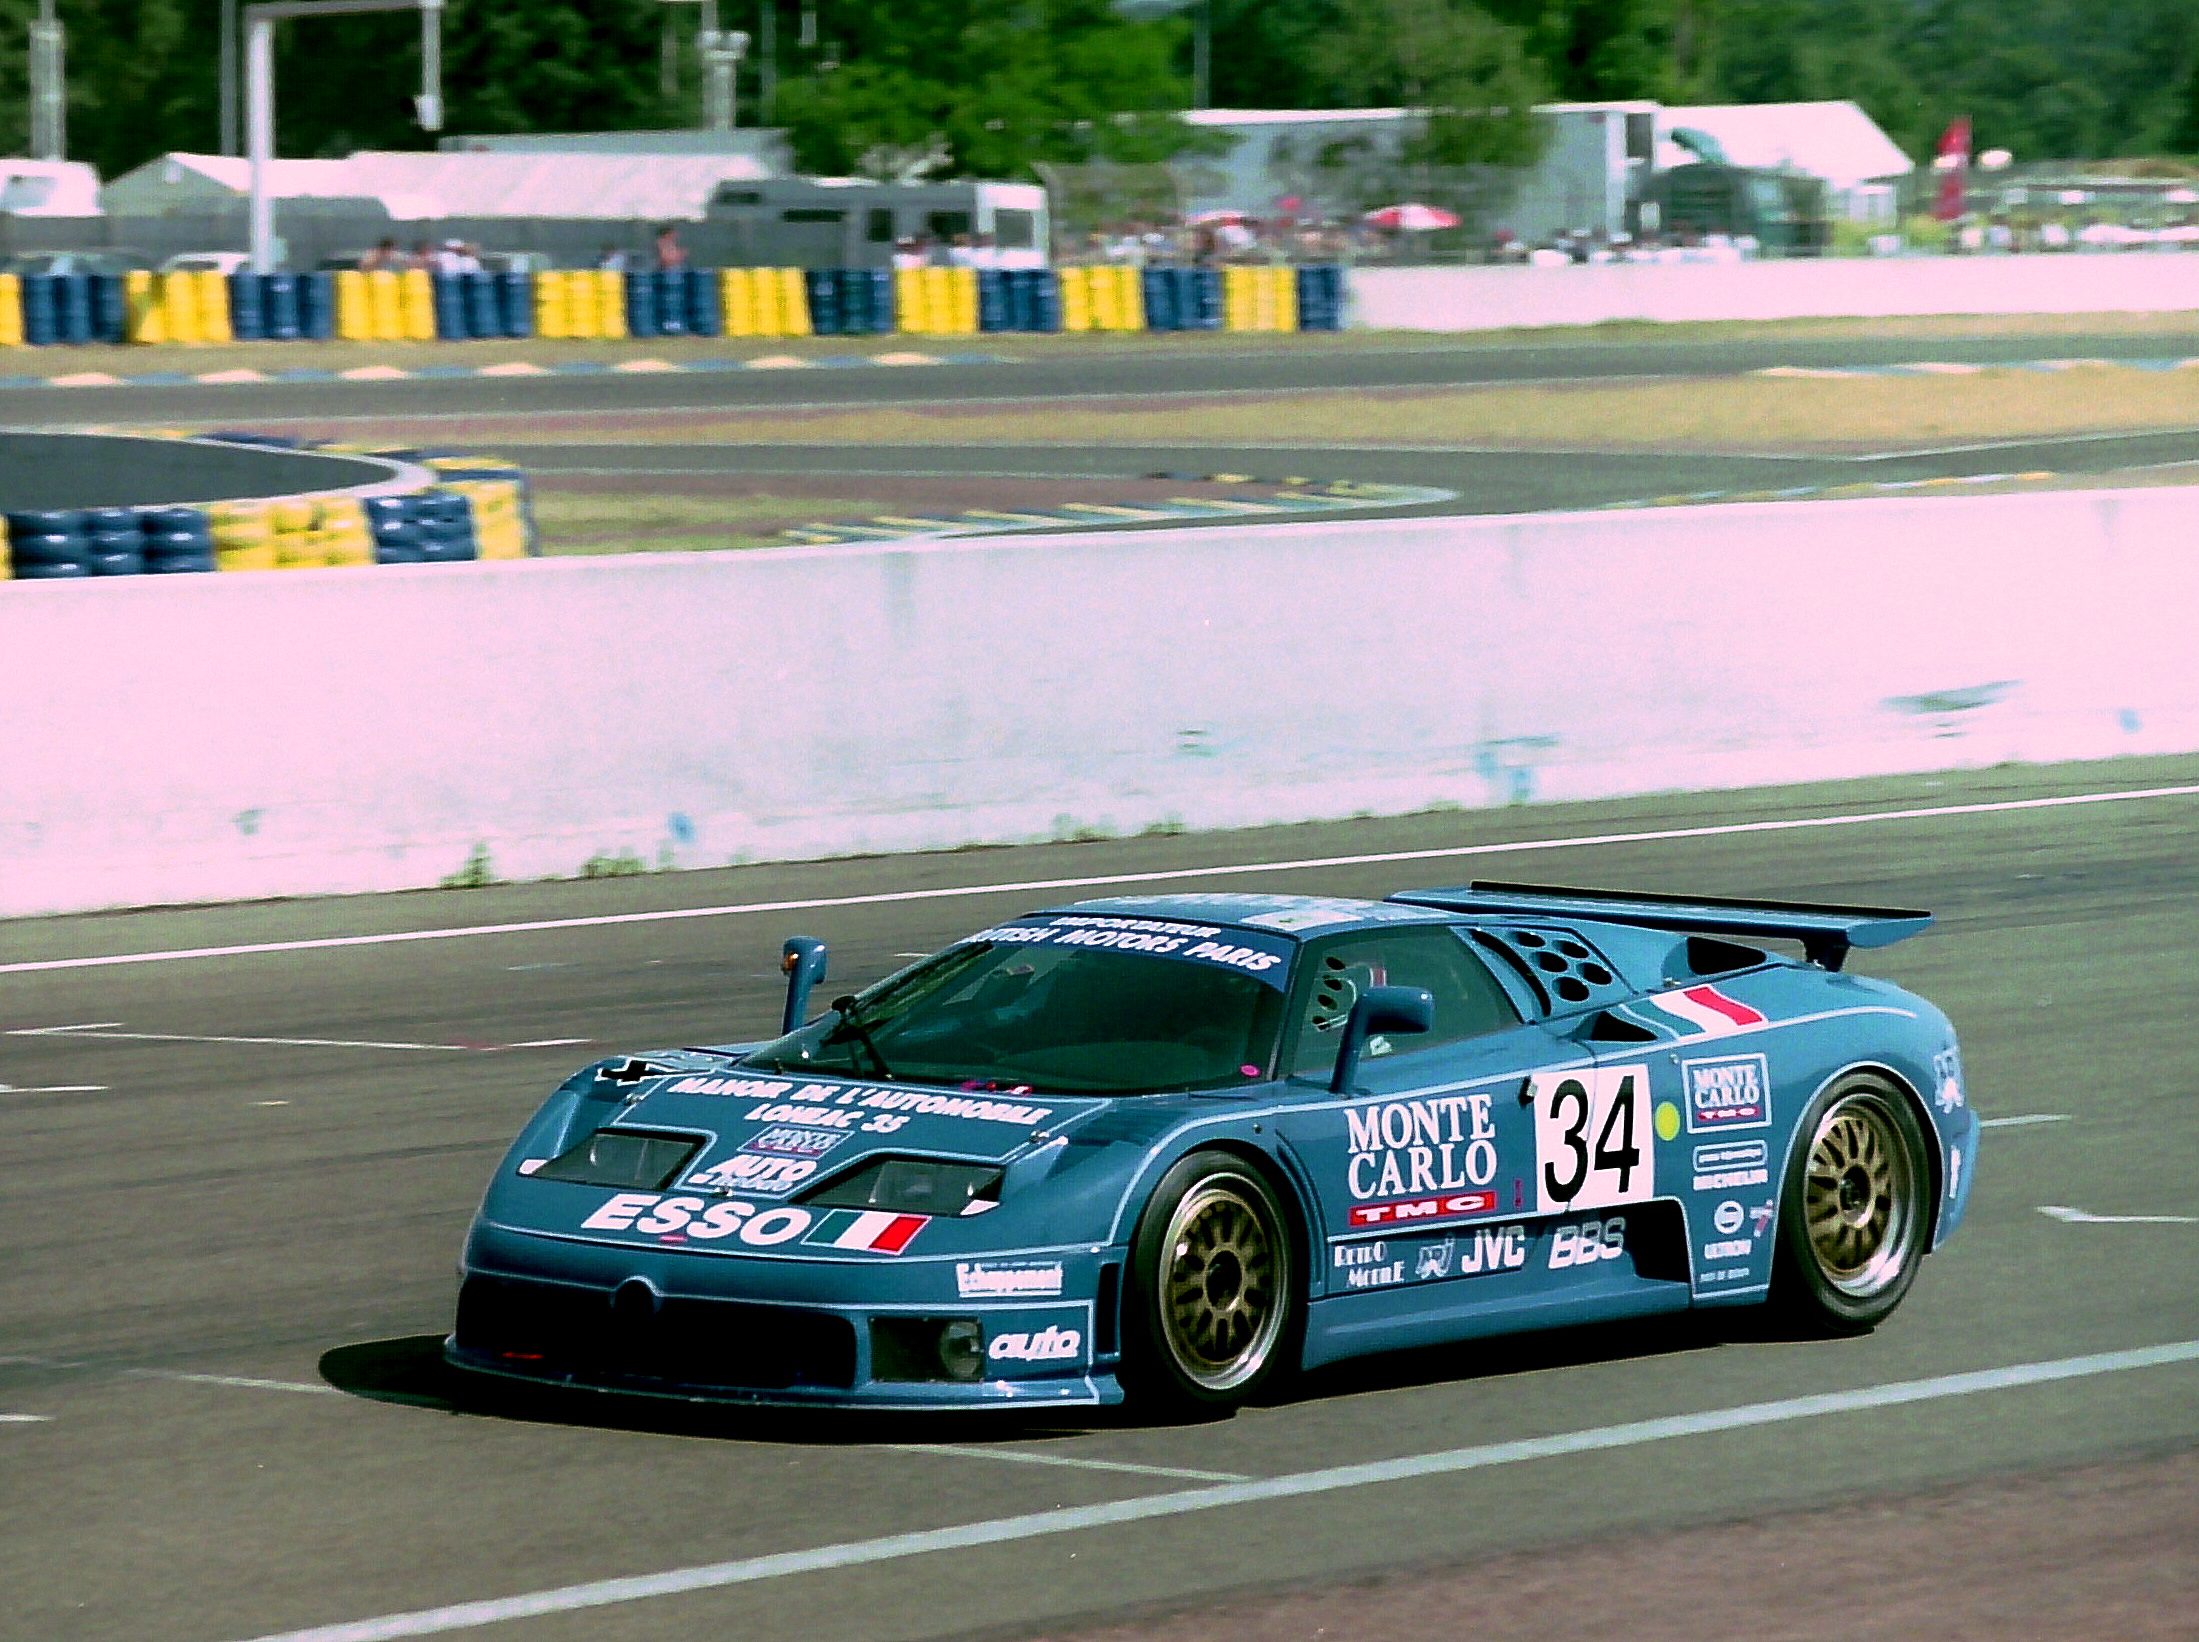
823, 992, 895, 1078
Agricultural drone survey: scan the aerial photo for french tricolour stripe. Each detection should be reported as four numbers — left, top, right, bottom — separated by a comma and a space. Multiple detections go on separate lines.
806, 1209, 927, 1254
1640, 985, 1768, 1038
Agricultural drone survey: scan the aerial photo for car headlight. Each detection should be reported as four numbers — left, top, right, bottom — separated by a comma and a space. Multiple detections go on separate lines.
806, 1158, 1002, 1216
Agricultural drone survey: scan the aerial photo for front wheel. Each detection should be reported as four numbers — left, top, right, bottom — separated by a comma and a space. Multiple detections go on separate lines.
1771, 1073, 1932, 1332
1120, 1152, 1298, 1414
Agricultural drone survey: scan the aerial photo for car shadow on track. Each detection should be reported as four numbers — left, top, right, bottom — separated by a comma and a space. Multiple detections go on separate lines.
322, 1307, 1791, 1446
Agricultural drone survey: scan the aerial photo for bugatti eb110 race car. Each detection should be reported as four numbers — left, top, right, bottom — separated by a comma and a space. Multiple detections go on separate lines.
448, 882, 1976, 1413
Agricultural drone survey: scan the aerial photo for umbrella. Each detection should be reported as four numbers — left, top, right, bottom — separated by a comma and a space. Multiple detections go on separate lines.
1187, 208, 1253, 226
1365, 203, 1461, 231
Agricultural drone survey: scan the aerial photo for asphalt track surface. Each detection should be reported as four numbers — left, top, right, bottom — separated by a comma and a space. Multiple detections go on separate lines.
4, 756, 2197, 1642
0, 432, 395, 512
3, 326, 2197, 427
10, 329, 2196, 520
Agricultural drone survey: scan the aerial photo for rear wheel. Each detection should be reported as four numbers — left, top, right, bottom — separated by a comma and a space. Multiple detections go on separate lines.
1772, 1073, 1931, 1332
1121, 1151, 1297, 1414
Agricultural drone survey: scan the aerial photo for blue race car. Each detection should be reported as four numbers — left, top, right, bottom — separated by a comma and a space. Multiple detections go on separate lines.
448, 883, 1977, 1413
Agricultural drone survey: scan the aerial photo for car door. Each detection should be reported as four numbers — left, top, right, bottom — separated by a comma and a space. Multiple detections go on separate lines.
1269, 926, 1587, 1295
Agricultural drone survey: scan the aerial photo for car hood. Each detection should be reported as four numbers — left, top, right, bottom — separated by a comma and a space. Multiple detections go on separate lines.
609, 1064, 1094, 1175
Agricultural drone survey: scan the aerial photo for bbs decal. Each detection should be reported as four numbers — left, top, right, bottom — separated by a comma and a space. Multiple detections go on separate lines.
1531, 1065, 1655, 1214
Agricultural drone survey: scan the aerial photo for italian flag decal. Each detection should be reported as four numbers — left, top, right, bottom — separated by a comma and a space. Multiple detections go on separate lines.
804, 1208, 928, 1254
1638, 984, 1767, 1038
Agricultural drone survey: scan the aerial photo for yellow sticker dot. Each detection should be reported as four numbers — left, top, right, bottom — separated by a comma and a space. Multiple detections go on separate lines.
1654, 1101, 1681, 1142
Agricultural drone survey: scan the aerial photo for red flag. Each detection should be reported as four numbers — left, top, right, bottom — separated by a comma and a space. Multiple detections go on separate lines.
1933, 118, 1971, 222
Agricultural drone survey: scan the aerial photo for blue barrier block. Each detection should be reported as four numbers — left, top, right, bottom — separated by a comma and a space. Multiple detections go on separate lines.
651, 269, 687, 336
84, 508, 140, 534
1140, 267, 1178, 332
1189, 267, 1224, 330
867, 268, 896, 333
89, 274, 128, 343
298, 272, 336, 340
429, 274, 466, 340
1294, 263, 1344, 330
261, 274, 302, 341
7, 507, 83, 535
141, 506, 213, 542
142, 552, 215, 574
683, 267, 720, 337
54, 273, 93, 344
804, 270, 842, 337
498, 270, 533, 338
464, 272, 503, 340
1032, 269, 1062, 333
975, 269, 1009, 332
226, 272, 265, 341
19, 275, 57, 345
623, 270, 659, 338
11, 559, 93, 579
5, 531, 90, 570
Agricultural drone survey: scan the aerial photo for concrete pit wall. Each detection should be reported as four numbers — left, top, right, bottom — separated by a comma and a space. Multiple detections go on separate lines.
1349, 255, 2199, 330
3, 486, 2195, 917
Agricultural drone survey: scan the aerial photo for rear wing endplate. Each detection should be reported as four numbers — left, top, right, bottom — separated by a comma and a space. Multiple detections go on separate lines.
1388, 881, 1931, 972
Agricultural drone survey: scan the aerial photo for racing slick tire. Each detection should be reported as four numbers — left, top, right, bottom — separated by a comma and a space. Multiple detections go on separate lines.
1120, 1150, 1299, 1416
1771, 1072, 1932, 1333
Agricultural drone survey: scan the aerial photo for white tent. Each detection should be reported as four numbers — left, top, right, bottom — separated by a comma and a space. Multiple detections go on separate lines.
1655, 101, 1913, 191
103, 150, 777, 221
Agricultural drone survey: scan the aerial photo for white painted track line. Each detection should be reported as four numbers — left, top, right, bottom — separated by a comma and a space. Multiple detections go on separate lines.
9, 783, 2198, 978
894, 1443, 1246, 1483
229, 1340, 2199, 1642
4, 1024, 480, 1052
0, 1413, 48, 1424
1981, 1113, 2071, 1129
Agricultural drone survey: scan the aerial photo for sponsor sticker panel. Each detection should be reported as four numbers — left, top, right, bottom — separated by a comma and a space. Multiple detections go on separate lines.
984, 1306, 1090, 1373
1691, 1138, 1770, 1193
1683, 1053, 1772, 1134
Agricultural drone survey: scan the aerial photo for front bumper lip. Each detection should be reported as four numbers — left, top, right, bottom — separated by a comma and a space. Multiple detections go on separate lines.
454, 1219, 1123, 1409
443, 1337, 1118, 1410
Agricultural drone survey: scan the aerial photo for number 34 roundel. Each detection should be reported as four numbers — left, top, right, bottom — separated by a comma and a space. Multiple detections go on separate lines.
1531, 1066, 1653, 1215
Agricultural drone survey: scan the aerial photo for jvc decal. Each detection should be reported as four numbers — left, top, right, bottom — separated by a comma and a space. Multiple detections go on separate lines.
1531, 1065, 1655, 1214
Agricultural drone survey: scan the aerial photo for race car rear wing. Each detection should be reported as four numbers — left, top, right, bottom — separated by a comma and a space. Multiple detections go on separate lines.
1388, 881, 1931, 972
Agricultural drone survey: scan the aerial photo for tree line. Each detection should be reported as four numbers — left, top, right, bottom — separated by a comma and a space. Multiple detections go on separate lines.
1, 0, 2194, 185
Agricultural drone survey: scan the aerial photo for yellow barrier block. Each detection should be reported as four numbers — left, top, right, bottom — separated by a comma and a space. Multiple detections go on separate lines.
894, 267, 928, 334
194, 269, 233, 343
1089, 265, 1122, 332
1273, 264, 1299, 331
561, 270, 596, 339
950, 266, 978, 334
160, 271, 203, 344
720, 268, 754, 337
120, 271, 162, 343
366, 270, 404, 342
0, 273, 20, 346
777, 267, 811, 335
750, 266, 783, 337
1114, 264, 1146, 332
1058, 266, 1092, 333
533, 270, 569, 340
919, 267, 955, 336
594, 269, 628, 338
334, 270, 373, 341
399, 269, 436, 342
215, 542, 280, 572
1222, 265, 1254, 331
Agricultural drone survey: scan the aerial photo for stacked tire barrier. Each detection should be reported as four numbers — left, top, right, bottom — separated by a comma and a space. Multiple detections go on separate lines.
0, 265, 1346, 351
1, 435, 537, 580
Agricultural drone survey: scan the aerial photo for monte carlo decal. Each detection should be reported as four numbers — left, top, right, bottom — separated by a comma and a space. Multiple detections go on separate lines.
450, 884, 1976, 1413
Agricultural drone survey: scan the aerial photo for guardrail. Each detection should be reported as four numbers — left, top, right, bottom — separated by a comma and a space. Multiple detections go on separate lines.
0, 265, 1346, 348
2, 485, 2192, 916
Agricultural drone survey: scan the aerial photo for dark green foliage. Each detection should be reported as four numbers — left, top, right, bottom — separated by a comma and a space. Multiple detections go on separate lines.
0, 0, 2195, 182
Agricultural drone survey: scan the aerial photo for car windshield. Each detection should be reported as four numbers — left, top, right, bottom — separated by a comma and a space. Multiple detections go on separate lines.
741, 915, 1296, 1095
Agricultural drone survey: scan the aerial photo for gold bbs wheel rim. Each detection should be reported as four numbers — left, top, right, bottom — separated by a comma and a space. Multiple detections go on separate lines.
1803, 1090, 1921, 1298
1158, 1175, 1286, 1393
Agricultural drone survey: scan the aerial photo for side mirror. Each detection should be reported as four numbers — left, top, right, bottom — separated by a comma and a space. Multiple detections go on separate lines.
780, 937, 829, 1034
1328, 985, 1435, 1094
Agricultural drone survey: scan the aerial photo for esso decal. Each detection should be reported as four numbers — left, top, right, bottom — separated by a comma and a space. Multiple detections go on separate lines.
1547, 1217, 1627, 1270
581, 1192, 810, 1247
